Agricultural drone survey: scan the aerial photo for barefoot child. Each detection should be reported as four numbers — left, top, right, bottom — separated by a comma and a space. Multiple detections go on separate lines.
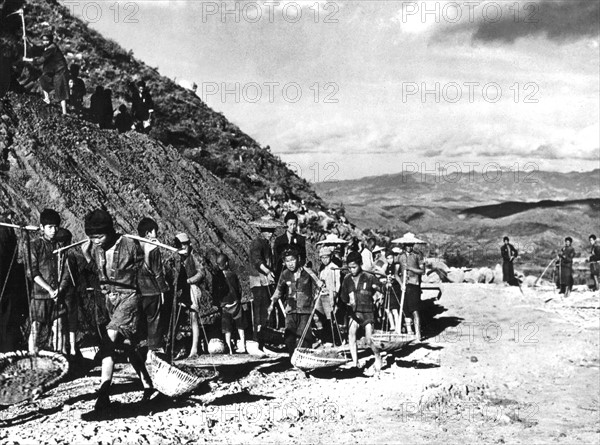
338, 251, 382, 374
81, 209, 156, 413
136, 217, 169, 352
29, 209, 62, 352
167, 233, 206, 358
56, 228, 85, 356
213, 254, 247, 354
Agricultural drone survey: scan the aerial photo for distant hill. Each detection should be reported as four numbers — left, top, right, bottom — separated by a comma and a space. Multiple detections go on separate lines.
315, 170, 600, 270
316, 169, 600, 209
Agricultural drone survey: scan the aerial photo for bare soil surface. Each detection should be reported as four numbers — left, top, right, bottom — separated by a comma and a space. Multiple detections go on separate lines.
1, 284, 598, 444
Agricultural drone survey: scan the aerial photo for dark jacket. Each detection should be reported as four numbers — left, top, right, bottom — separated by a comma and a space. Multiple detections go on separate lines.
89, 236, 143, 293
273, 232, 306, 276
213, 269, 241, 306
501, 243, 518, 262
590, 240, 600, 262
248, 237, 273, 287
339, 271, 380, 314
132, 89, 154, 121
30, 237, 60, 299
58, 249, 86, 297
33, 43, 67, 75
272, 267, 317, 315
137, 247, 169, 297
165, 252, 205, 296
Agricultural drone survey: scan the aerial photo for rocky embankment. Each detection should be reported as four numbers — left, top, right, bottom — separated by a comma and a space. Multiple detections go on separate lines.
0, 92, 263, 281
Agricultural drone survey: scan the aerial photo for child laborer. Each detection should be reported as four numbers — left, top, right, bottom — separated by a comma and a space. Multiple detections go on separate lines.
137, 217, 169, 352
167, 233, 206, 358
384, 249, 402, 334
316, 246, 341, 345
56, 227, 85, 357
268, 247, 323, 357
29, 209, 62, 353
338, 251, 383, 375
213, 253, 247, 354
248, 219, 278, 351
81, 209, 156, 414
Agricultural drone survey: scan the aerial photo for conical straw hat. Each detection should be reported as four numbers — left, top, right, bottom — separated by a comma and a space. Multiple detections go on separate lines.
391, 232, 426, 244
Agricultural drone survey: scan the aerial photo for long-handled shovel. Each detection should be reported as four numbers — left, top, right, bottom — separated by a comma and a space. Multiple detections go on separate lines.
7, 8, 27, 59
534, 258, 556, 287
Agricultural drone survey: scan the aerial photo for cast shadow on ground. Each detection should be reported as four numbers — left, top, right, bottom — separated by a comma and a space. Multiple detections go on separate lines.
62, 380, 141, 406
0, 404, 63, 427
208, 391, 275, 406
420, 300, 463, 340
211, 356, 290, 382
80, 395, 198, 422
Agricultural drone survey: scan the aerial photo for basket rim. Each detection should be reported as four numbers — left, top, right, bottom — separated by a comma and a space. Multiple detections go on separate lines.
0, 350, 70, 404
147, 350, 217, 395
292, 348, 351, 369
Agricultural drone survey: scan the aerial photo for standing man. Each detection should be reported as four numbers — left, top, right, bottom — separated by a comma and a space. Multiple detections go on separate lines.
273, 212, 306, 281
557, 237, 576, 297
589, 234, 600, 291
0, 210, 21, 352
501, 236, 518, 285
360, 237, 376, 272
249, 219, 279, 351
395, 233, 426, 341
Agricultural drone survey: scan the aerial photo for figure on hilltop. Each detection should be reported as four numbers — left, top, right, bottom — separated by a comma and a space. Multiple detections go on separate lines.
67, 64, 86, 114
25, 31, 69, 115
130, 80, 154, 133
114, 104, 134, 133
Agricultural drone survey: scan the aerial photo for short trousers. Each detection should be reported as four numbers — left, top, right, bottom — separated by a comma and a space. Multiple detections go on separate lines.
221, 309, 248, 333
105, 291, 141, 341
352, 310, 375, 328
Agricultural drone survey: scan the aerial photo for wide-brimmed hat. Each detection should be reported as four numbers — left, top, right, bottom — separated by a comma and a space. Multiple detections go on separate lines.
316, 233, 348, 245
372, 245, 385, 254
319, 246, 334, 257
175, 232, 190, 244
250, 218, 282, 230
392, 246, 403, 254
392, 232, 426, 245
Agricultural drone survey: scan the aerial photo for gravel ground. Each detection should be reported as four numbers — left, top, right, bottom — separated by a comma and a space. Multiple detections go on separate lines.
1, 283, 599, 444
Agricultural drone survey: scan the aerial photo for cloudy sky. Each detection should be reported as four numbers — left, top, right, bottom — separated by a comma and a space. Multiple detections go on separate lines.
67, 0, 599, 181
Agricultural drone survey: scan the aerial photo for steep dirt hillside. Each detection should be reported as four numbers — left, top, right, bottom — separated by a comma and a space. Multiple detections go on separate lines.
1, 0, 320, 205
0, 92, 264, 281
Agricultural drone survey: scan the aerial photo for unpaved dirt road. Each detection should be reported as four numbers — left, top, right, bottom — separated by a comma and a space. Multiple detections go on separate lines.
1, 284, 598, 444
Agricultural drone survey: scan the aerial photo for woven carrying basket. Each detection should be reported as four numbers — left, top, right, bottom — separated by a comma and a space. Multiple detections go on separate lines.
291, 347, 351, 371
146, 350, 217, 397
0, 350, 69, 405
371, 331, 416, 353
258, 326, 285, 345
